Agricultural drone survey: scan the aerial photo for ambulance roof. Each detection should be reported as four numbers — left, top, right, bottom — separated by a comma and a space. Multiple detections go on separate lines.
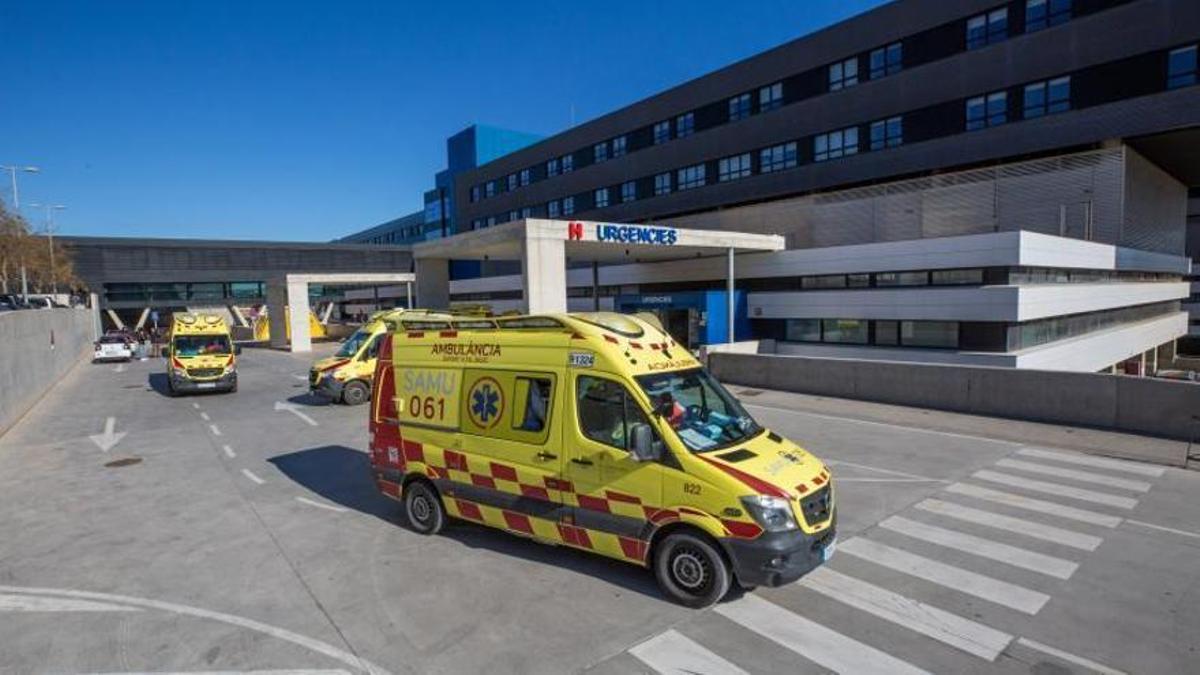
171, 313, 230, 335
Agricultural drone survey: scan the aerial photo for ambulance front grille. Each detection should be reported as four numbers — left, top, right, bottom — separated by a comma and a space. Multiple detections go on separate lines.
799, 485, 832, 525
187, 367, 223, 378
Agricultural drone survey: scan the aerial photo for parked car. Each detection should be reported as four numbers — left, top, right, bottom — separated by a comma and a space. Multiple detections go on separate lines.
0, 294, 31, 310
94, 335, 134, 362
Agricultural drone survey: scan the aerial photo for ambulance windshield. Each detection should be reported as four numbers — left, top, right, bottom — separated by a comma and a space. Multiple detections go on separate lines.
336, 328, 372, 358
635, 368, 761, 452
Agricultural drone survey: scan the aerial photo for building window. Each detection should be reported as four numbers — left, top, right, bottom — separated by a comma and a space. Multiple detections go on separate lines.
931, 269, 984, 285
519, 168, 531, 186
876, 271, 928, 287
760, 142, 798, 173
506, 174, 517, 192
902, 321, 959, 348
869, 42, 902, 79
828, 57, 858, 91
718, 153, 752, 182
594, 187, 609, 209
547, 200, 560, 218
654, 172, 671, 196
471, 218, 483, 230
1026, 0, 1071, 32
621, 180, 636, 203
562, 196, 575, 216
676, 112, 695, 138
1024, 76, 1070, 118
485, 216, 496, 227
612, 135, 627, 158
677, 164, 706, 190
728, 93, 752, 121
759, 82, 783, 112
470, 185, 481, 203
593, 141, 608, 163
485, 181, 496, 198
1168, 45, 1198, 89
561, 154, 574, 173
869, 116, 903, 150
875, 321, 899, 345
967, 8, 1008, 49
822, 319, 869, 344
653, 120, 671, 144
546, 157, 560, 177
785, 319, 821, 342
966, 91, 1007, 130
520, 206, 533, 218
814, 127, 859, 162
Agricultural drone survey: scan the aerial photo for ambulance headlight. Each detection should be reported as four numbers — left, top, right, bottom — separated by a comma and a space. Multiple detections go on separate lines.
741, 495, 797, 532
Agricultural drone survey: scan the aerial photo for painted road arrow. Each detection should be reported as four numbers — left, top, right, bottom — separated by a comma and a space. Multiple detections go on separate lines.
274, 401, 318, 426
89, 417, 127, 452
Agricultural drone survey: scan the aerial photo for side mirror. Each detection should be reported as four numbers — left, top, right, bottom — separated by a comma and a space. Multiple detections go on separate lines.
629, 424, 661, 462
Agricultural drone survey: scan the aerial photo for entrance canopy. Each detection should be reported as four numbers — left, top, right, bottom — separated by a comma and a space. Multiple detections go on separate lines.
411, 219, 784, 325
266, 272, 414, 352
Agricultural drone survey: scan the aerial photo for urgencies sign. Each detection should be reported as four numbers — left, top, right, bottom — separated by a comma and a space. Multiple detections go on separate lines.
568, 221, 678, 246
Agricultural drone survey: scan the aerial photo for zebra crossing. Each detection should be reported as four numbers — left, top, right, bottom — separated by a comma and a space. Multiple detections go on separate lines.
624, 445, 1167, 675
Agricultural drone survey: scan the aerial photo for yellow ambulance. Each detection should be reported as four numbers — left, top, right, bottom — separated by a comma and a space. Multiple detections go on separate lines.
310, 309, 454, 405
368, 312, 835, 607
165, 313, 239, 395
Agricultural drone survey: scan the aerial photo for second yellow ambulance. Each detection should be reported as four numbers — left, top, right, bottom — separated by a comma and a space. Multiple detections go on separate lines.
368, 312, 835, 607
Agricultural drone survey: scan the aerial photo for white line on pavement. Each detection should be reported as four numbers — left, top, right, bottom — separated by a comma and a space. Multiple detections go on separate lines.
742, 403, 1021, 447
837, 478, 947, 483
0, 593, 141, 613
76, 671, 350, 675
1017, 447, 1166, 477
994, 459, 1152, 493
1016, 637, 1128, 675
1124, 519, 1200, 540
827, 459, 949, 483
296, 497, 349, 513
292, 373, 310, 381
222, 444, 236, 459
629, 629, 750, 675
715, 593, 931, 675
801, 567, 1013, 661
972, 471, 1138, 509
840, 538, 1050, 615
880, 516, 1078, 579
241, 469, 265, 485
209, 424, 222, 436
275, 401, 319, 426
915, 499, 1104, 551
192, 402, 200, 409
943, 483, 1122, 528
200, 412, 211, 421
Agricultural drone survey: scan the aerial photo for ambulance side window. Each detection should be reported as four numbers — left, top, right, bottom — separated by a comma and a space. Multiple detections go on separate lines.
361, 334, 384, 360
576, 376, 657, 453
513, 377, 552, 432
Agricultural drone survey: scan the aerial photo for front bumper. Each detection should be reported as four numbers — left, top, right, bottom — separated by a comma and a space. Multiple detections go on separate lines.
720, 512, 836, 588
170, 370, 237, 393
310, 373, 345, 399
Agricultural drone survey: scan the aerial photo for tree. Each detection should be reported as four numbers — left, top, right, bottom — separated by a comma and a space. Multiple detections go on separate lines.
0, 199, 79, 296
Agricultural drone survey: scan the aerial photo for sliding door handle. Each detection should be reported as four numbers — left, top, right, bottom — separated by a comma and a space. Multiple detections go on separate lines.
536, 451, 558, 460
570, 457, 594, 466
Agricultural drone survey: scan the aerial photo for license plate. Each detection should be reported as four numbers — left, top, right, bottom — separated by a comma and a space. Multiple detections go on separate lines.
822, 536, 837, 562
197, 383, 216, 389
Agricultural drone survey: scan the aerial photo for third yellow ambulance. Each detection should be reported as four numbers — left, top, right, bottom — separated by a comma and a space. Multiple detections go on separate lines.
368, 312, 835, 607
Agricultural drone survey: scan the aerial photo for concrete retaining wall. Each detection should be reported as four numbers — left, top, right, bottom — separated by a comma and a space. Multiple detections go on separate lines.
710, 353, 1200, 443
0, 309, 97, 437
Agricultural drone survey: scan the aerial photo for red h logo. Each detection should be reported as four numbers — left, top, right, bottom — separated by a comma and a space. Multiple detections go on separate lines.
567, 221, 584, 241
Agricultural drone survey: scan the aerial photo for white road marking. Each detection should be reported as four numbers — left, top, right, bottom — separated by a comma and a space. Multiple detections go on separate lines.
113, 363, 126, 373
200, 412, 211, 421
192, 402, 200, 409
944, 483, 1122, 528
915, 499, 1103, 551
743, 403, 1020, 447
837, 478, 947, 483
275, 401, 319, 426
0, 593, 140, 613
839, 538, 1050, 615
209, 424, 222, 436
801, 567, 1013, 661
972, 471, 1138, 509
1125, 519, 1200, 540
1016, 637, 1129, 675
994, 459, 1152, 493
715, 593, 931, 675
880, 516, 1078, 579
76, 671, 350, 675
629, 629, 750, 675
827, 459, 949, 483
0, 585, 392, 675
296, 497, 349, 513
1017, 447, 1166, 477
222, 444, 236, 459
88, 417, 127, 453
241, 469, 265, 485
292, 373, 310, 381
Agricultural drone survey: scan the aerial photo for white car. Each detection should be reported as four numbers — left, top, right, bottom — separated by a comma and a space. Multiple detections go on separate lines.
93, 335, 134, 362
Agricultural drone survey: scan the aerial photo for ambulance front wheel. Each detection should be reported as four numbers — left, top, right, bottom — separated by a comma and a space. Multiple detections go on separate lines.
342, 380, 370, 406
404, 480, 446, 535
654, 531, 731, 608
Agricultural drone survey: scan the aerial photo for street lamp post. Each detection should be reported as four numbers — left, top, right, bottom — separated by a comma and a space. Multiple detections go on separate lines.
29, 203, 66, 295
1, 165, 40, 210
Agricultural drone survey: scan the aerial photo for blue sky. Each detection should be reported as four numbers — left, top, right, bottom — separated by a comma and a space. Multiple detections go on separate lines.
0, 0, 887, 241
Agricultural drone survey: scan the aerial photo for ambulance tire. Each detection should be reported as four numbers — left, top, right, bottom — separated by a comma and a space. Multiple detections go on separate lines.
342, 380, 370, 406
404, 480, 446, 535
654, 531, 731, 608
